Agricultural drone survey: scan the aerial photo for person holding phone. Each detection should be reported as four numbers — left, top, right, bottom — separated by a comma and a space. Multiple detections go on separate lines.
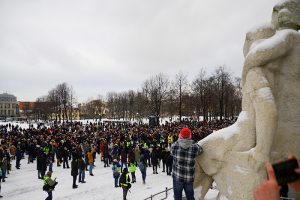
253, 156, 300, 200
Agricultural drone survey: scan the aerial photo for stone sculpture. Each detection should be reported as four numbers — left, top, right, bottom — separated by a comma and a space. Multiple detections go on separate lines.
194, 0, 300, 199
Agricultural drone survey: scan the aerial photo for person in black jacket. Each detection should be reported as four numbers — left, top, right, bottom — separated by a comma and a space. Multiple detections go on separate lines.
164, 147, 172, 176
160, 147, 166, 173
78, 156, 86, 183
151, 147, 159, 174
37, 149, 47, 179
104, 142, 110, 168
119, 167, 131, 200
15, 146, 22, 169
62, 147, 70, 169
71, 156, 79, 189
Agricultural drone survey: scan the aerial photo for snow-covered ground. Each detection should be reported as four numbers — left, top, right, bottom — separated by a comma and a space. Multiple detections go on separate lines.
0, 120, 218, 199
2, 155, 218, 200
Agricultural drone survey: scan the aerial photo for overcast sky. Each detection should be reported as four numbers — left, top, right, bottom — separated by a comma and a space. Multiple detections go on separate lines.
0, 0, 279, 102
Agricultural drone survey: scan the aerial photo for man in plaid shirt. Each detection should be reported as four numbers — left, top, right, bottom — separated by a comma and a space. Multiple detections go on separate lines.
171, 127, 203, 200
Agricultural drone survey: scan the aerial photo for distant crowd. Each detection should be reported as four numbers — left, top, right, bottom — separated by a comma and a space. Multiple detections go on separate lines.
0, 118, 235, 198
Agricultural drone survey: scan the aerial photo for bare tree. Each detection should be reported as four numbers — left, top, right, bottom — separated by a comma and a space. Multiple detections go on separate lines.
34, 96, 52, 121
69, 86, 76, 122
172, 71, 188, 122
143, 73, 169, 121
192, 68, 207, 121
85, 96, 105, 120
45, 82, 73, 121
135, 91, 148, 121
163, 88, 177, 122
47, 89, 60, 121
127, 90, 135, 120
214, 66, 231, 120
55, 82, 71, 121
106, 92, 117, 119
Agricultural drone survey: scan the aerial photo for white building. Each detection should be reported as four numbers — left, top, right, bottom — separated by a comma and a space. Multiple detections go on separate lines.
0, 93, 18, 118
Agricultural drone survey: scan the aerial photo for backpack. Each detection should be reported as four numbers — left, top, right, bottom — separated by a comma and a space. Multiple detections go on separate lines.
43, 184, 50, 191
112, 165, 120, 177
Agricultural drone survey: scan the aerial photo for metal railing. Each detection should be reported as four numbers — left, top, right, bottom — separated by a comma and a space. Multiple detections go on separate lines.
144, 187, 173, 200
144, 188, 296, 200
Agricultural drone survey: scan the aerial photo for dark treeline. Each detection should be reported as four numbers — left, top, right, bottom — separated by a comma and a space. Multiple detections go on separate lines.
36, 66, 242, 122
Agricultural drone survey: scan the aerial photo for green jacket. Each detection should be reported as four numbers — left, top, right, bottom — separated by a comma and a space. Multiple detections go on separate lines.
43, 175, 56, 186
128, 162, 136, 173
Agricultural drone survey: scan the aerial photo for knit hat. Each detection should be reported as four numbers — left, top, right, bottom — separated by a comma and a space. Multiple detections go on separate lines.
179, 128, 191, 139
46, 171, 52, 176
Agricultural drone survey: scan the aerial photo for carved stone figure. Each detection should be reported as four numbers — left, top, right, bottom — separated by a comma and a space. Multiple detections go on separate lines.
194, 1, 300, 199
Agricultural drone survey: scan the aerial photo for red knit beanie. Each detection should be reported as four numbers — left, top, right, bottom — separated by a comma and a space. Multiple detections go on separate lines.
179, 128, 191, 139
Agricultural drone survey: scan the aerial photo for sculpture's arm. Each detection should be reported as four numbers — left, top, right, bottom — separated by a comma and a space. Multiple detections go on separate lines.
242, 31, 294, 84
247, 69, 278, 161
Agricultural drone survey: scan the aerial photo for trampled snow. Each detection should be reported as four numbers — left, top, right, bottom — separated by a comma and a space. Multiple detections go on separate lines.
0, 140, 218, 199
2, 155, 218, 200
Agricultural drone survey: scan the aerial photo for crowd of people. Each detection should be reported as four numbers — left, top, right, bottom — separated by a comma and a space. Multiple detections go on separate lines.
0, 118, 235, 199
0, 118, 299, 200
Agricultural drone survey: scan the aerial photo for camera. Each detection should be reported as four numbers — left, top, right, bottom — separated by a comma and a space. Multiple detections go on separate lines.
272, 158, 300, 185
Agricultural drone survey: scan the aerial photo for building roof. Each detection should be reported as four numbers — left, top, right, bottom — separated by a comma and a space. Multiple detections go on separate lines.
0, 93, 17, 102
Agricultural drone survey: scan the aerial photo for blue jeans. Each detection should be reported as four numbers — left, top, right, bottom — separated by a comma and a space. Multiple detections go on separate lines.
2, 169, 6, 180
173, 179, 195, 200
49, 163, 53, 172
79, 169, 85, 182
46, 191, 53, 200
141, 171, 146, 182
89, 164, 93, 175
114, 175, 119, 187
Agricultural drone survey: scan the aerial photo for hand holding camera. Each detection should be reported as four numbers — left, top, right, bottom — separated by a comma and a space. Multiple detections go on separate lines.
272, 157, 300, 186
254, 156, 300, 200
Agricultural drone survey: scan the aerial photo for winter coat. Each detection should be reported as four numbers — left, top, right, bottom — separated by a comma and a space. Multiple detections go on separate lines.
134, 147, 141, 162
37, 152, 48, 171
62, 148, 69, 159
127, 149, 135, 162
16, 148, 22, 159
120, 150, 127, 163
111, 147, 119, 159
150, 148, 159, 166
71, 159, 79, 176
103, 144, 109, 158
164, 151, 173, 166
10, 145, 17, 156
160, 149, 166, 162
87, 151, 94, 164
1, 159, 7, 170
128, 162, 137, 173
78, 158, 85, 171
43, 175, 57, 192
100, 142, 104, 154
119, 169, 131, 187
142, 148, 150, 160
112, 162, 121, 177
